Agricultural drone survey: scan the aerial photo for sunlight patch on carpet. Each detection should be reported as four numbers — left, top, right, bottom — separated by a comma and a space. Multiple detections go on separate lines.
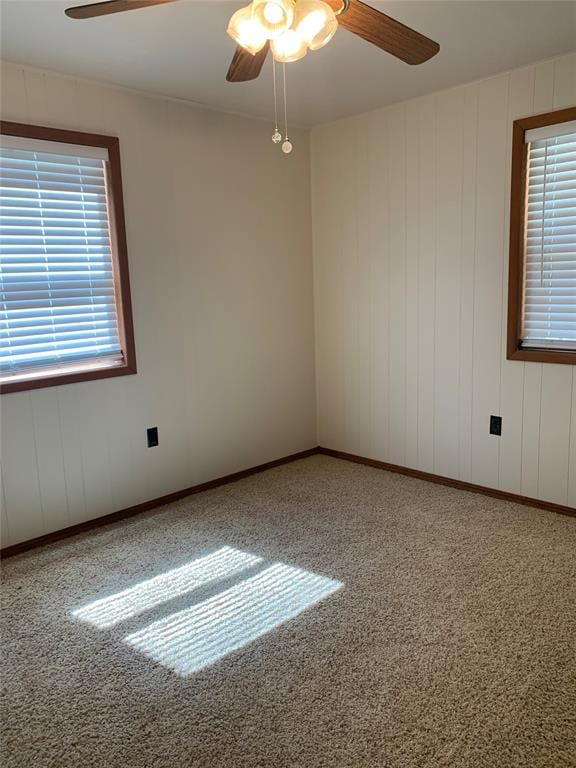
123, 562, 343, 676
72, 547, 262, 628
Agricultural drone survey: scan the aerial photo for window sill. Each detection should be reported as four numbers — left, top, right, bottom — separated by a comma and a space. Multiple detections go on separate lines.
507, 347, 576, 365
0, 359, 137, 394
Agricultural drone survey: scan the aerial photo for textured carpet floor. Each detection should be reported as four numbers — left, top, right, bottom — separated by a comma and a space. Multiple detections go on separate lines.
2, 455, 575, 768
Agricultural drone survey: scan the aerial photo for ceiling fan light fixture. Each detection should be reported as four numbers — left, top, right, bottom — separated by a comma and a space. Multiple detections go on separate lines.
294, 0, 338, 50
270, 27, 308, 62
227, 5, 268, 54
253, 0, 294, 40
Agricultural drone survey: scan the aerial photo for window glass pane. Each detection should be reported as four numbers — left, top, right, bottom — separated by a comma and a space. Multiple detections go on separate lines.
0, 143, 123, 381
522, 130, 576, 351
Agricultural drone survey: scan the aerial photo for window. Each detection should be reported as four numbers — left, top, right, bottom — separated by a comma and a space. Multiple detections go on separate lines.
0, 122, 136, 394
507, 107, 576, 364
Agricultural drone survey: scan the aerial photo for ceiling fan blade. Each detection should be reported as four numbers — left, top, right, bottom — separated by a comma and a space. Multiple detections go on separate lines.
331, 0, 439, 65
65, 0, 178, 20
226, 44, 270, 83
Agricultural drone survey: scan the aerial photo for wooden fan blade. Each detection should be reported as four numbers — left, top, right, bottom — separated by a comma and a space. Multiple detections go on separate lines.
65, 0, 178, 20
329, 0, 439, 65
226, 44, 270, 83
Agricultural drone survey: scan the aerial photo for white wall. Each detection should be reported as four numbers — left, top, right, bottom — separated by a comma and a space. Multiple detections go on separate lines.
0, 62, 317, 546
311, 52, 576, 509
2, 52, 575, 549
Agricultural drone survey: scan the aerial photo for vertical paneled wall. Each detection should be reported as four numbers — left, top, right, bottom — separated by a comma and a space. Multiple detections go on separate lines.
312, 52, 576, 508
0, 62, 317, 546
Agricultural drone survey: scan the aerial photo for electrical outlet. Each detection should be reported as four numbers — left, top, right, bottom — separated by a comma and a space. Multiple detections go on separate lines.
147, 427, 159, 447
489, 415, 502, 436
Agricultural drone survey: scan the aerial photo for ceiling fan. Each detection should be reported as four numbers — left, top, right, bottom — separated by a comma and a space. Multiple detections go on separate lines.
64, 0, 440, 82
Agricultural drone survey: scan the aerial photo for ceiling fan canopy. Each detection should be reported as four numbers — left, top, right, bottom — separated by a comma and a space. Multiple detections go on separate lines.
65, 0, 440, 82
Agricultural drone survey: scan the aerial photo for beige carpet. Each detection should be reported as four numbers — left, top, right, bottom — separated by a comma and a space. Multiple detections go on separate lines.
2, 455, 575, 768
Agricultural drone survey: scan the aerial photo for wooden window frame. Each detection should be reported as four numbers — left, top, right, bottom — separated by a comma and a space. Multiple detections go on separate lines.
507, 106, 576, 365
0, 121, 137, 393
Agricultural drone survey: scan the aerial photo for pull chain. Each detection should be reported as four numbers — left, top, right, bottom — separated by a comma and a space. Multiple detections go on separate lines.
281, 62, 293, 154
271, 57, 281, 145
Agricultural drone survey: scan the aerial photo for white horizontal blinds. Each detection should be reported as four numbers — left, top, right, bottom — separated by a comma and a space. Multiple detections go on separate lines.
522, 129, 576, 350
0, 140, 124, 379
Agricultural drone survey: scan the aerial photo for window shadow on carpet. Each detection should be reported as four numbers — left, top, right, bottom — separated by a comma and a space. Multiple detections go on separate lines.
72, 546, 263, 628
71, 548, 342, 676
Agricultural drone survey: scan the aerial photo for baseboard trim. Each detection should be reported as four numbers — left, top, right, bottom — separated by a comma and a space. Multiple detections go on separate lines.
317, 447, 576, 518
0, 447, 319, 559
4, 445, 573, 558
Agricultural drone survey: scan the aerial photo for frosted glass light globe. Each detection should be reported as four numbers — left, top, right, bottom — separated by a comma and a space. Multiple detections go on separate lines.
271, 28, 307, 62
282, 139, 293, 154
227, 5, 268, 54
263, 3, 284, 24
294, 0, 337, 50
253, 0, 294, 39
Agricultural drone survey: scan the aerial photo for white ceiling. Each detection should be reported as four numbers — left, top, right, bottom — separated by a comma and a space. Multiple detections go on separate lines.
1, 1, 575, 125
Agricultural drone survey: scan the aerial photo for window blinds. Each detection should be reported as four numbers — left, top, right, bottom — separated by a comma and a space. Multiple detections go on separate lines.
522, 129, 576, 350
0, 139, 123, 380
